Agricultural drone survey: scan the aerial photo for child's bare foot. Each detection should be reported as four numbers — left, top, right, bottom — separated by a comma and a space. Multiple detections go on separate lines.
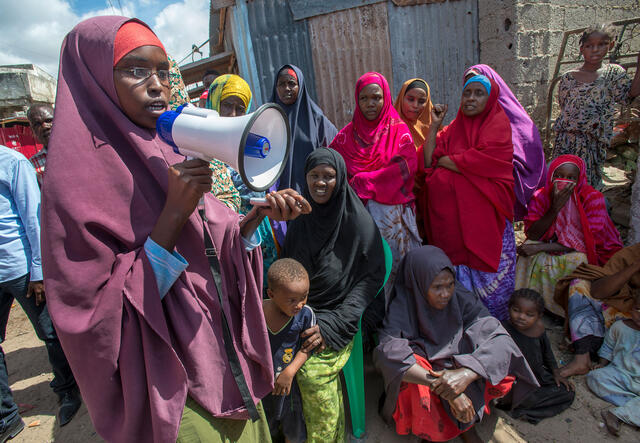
460, 426, 482, 443
601, 410, 621, 436
558, 353, 591, 377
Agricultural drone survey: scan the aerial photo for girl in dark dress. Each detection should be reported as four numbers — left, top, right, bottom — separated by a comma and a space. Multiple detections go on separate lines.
501, 289, 575, 423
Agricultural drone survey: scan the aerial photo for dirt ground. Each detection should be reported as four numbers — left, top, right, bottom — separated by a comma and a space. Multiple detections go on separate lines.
3, 303, 638, 442
3, 162, 638, 442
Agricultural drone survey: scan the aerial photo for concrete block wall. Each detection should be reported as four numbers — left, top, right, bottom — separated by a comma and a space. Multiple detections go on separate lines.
478, 0, 639, 139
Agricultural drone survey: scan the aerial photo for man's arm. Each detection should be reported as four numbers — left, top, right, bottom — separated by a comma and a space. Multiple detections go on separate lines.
12, 158, 44, 303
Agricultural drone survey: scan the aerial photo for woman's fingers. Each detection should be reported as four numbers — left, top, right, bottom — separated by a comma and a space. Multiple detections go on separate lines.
301, 325, 319, 338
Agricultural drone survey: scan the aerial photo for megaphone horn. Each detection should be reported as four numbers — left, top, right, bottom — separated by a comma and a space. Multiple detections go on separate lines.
156, 103, 291, 192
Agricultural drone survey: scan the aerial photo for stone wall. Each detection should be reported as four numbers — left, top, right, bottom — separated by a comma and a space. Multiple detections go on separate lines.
478, 0, 639, 140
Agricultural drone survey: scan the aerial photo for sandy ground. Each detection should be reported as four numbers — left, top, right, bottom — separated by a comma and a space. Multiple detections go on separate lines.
3, 302, 638, 443
3, 163, 638, 442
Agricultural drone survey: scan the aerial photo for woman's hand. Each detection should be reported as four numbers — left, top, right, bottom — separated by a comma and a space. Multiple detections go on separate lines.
448, 393, 475, 423
550, 181, 575, 213
431, 104, 448, 129
300, 324, 326, 353
429, 368, 480, 401
260, 189, 311, 222
552, 369, 574, 391
151, 159, 213, 251
167, 159, 214, 218
517, 243, 541, 257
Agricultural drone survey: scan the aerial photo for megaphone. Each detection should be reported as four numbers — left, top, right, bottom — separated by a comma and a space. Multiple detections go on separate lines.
156, 103, 291, 192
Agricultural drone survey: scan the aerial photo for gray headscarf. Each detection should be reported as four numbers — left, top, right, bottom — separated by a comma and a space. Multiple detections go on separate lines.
373, 246, 538, 427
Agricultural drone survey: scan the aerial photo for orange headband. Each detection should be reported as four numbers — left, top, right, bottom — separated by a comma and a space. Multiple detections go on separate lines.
113, 21, 166, 66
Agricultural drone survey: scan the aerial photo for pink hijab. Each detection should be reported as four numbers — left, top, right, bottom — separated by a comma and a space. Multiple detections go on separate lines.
42, 16, 271, 442
330, 72, 417, 205
525, 155, 622, 265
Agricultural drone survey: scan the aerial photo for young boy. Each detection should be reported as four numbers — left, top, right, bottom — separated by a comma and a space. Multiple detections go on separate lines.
587, 293, 640, 436
262, 258, 315, 443
500, 289, 575, 423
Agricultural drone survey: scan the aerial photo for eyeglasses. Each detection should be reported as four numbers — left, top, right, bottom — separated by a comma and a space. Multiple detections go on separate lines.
115, 67, 170, 84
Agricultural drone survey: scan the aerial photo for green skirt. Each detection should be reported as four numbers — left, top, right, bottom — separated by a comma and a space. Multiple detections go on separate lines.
177, 396, 271, 443
297, 340, 354, 443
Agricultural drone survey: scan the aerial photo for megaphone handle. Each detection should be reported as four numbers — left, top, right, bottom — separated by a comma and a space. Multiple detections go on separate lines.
186, 156, 207, 214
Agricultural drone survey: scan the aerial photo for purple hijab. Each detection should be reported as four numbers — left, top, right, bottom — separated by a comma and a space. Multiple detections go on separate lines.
465, 64, 546, 221
42, 16, 272, 443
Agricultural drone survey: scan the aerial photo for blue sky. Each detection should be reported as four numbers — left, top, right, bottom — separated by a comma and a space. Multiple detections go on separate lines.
0, 0, 210, 78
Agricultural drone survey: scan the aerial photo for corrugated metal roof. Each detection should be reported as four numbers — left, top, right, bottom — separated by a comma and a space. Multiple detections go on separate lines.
245, 0, 317, 104
288, 0, 384, 21
308, 2, 394, 129
388, 0, 479, 124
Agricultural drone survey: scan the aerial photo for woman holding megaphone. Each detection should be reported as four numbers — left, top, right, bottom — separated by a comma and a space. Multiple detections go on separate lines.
41, 17, 310, 443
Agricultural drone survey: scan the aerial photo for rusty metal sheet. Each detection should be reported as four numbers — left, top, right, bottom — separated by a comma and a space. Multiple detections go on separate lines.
388, 0, 479, 124
245, 0, 317, 104
308, 2, 394, 129
288, 0, 384, 21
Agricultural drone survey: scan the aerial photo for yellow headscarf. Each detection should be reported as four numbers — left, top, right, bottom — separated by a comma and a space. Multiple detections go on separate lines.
206, 74, 252, 112
393, 78, 433, 150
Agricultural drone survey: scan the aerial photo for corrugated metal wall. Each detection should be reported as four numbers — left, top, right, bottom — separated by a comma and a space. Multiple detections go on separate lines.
388, 0, 479, 124
308, 2, 393, 129
245, 0, 317, 105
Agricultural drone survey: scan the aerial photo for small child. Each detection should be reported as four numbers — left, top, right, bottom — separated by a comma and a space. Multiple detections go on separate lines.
262, 258, 315, 443
500, 289, 575, 423
552, 23, 640, 190
586, 293, 640, 436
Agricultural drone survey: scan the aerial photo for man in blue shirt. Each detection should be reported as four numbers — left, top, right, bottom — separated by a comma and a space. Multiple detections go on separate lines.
0, 145, 81, 440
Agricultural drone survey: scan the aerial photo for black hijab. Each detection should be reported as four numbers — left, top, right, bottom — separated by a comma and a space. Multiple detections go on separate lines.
374, 246, 538, 425
270, 64, 338, 194
282, 148, 385, 350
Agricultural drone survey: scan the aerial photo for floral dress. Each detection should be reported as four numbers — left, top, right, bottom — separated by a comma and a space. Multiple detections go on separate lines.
552, 64, 631, 190
167, 56, 190, 111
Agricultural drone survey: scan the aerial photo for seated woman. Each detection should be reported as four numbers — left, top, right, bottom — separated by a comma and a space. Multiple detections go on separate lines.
42, 17, 309, 442
464, 65, 546, 221
516, 155, 623, 316
270, 64, 338, 244
394, 78, 434, 241
206, 74, 279, 281
374, 246, 537, 443
418, 74, 516, 320
330, 72, 421, 294
282, 148, 385, 442
554, 243, 639, 377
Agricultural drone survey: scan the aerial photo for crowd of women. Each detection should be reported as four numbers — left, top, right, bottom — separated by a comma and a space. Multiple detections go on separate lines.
36, 16, 640, 443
